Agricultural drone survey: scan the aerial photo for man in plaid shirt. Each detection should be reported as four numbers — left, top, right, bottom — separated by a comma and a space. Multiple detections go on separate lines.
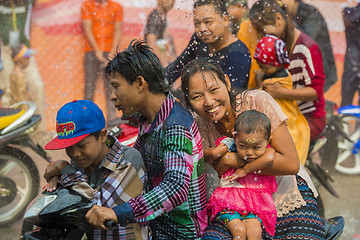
43, 100, 147, 239
86, 39, 208, 239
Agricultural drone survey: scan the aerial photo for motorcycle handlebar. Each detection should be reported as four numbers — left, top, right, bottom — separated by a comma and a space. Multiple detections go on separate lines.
104, 220, 118, 230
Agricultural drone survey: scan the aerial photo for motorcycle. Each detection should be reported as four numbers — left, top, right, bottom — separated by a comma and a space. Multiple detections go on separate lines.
0, 100, 50, 226
320, 101, 360, 175
22, 186, 117, 240
332, 104, 360, 174
303, 101, 346, 217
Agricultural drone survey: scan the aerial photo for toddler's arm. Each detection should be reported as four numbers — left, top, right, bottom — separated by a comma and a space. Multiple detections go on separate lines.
227, 147, 275, 181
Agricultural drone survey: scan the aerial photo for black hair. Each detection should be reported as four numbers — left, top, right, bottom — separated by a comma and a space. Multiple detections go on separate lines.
181, 57, 238, 110
234, 110, 271, 140
105, 39, 167, 94
193, 0, 228, 16
89, 131, 102, 140
249, 0, 295, 53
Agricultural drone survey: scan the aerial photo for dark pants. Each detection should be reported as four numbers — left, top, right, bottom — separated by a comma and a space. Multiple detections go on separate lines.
341, 43, 360, 107
84, 51, 116, 121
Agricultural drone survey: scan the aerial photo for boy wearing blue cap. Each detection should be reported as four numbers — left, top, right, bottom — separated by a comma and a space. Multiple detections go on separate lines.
43, 99, 148, 239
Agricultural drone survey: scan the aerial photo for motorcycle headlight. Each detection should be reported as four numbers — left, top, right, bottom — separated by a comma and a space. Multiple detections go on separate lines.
23, 194, 57, 224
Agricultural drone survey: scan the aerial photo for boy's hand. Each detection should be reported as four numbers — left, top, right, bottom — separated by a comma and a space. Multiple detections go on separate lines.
44, 160, 70, 182
86, 205, 118, 230
226, 168, 247, 182
44, 176, 59, 192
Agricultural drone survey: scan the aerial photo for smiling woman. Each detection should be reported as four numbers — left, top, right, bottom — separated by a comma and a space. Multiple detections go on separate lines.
187, 70, 233, 123
181, 58, 326, 239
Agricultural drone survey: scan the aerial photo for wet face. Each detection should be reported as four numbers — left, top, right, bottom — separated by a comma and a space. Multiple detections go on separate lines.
193, 4, 229, 45
187, 71, 232, 122
234, 130, 269, 162
110, 73, 140, 115
257, 62, 282, 76
65, 132, 107, 171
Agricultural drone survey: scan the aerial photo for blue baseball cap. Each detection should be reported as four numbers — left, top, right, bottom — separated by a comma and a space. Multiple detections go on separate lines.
45, 100, 105, 150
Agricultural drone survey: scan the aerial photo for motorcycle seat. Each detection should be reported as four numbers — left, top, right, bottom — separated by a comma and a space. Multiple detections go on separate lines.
0, 108, 25, 130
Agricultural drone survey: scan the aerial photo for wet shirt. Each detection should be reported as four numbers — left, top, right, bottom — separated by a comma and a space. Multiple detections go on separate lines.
60, 136, 147, 240
129, 93, 208, 239
164, 33, 251, 89
144, 9, 166, 39
288, 32, 326, 119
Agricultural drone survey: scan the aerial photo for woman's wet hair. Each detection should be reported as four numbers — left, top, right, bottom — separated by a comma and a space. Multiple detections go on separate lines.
249, 0, 294, 53
234, 110, 271, 140
105, 39, 167, 94
181, 57, 237, 109
193, 0, 228, 16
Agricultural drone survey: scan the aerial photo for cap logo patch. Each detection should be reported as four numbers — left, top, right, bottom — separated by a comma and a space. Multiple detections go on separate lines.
57, 121, 75, 136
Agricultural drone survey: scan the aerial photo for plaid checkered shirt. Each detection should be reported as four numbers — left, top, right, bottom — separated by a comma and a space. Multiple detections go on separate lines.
60, 136, 147, 240
129, 93, 208, 239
